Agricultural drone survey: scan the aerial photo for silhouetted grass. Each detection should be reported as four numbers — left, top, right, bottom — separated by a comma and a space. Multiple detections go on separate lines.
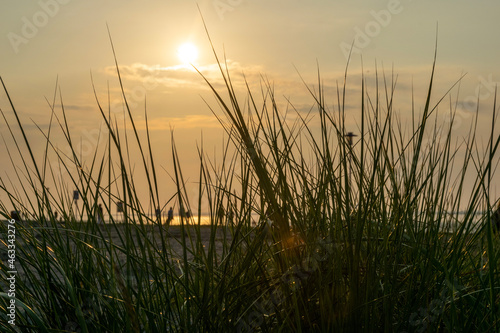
1, 39, 500, 332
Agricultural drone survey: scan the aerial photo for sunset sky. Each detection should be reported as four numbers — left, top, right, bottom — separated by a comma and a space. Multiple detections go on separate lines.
1, 0, 500, 213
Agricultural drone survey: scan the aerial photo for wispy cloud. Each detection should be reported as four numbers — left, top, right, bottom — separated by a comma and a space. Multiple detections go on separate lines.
100, 59, 494, 136
133, 114, 222, 131
103, 60, 266, 92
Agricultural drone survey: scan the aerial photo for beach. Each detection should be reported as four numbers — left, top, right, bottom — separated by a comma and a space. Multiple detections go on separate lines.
0, 222, 233, 287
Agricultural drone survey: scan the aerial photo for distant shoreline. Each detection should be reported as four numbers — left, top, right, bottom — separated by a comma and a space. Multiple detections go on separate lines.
2, 210, 488, 234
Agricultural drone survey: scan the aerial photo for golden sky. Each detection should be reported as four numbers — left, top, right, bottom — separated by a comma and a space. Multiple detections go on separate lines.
1, 0, 500, 213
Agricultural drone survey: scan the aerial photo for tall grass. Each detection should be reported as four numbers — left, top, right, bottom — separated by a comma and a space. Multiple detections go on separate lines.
1, 40, 500, 332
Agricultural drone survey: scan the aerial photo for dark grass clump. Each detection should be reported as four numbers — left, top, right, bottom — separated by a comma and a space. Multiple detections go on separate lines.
1, 40, 500, 332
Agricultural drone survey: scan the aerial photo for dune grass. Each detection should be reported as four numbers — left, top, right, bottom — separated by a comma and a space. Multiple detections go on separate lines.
1, 40, 500, 332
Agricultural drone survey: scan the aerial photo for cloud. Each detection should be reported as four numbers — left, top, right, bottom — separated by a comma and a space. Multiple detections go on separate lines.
54, 103, 92, 112
103, 60, 266, 92
99, 59, 493, 137
133, 114, 222, 131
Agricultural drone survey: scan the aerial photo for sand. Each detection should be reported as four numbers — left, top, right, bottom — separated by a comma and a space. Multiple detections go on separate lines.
0, 222, 233, 288
97, 223, 231, 261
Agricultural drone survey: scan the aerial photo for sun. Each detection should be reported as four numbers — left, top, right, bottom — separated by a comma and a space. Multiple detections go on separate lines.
177, 43, 199, 65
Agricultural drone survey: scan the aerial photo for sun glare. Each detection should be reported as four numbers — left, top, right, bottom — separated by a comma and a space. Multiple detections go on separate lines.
177, 43, 198, 65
